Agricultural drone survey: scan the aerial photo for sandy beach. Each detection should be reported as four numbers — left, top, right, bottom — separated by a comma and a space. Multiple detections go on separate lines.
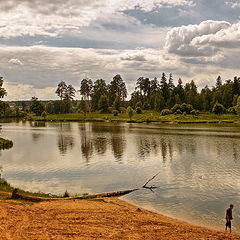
0, 197, 239, 240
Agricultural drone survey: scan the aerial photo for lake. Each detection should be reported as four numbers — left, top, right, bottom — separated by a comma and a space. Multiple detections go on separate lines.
1, 121, 240, 233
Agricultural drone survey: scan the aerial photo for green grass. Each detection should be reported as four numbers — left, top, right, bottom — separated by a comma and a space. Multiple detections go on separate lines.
0, 137, 13, 150
30, 111, 240, 124
0, 178, 91, 203
0, 178, 60, 200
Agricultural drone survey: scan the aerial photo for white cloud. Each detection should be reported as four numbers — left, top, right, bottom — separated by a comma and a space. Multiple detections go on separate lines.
8, 58, 24, 66
0, 45, 182, 99
165, 20, 231, 56
225, 1, 240, 8
165, 20, 240, 69
0, 0, 193, 38
4, 82, 56, 101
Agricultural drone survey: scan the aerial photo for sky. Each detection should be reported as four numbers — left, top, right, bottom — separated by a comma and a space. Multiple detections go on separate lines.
0, 0, 240, 100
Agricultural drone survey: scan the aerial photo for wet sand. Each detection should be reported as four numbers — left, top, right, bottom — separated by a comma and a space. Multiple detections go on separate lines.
0, 198, 239, 240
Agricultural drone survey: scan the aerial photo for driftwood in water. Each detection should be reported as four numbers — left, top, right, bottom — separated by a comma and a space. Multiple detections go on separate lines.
11, 172, 159, 202
142, 172, 160, 192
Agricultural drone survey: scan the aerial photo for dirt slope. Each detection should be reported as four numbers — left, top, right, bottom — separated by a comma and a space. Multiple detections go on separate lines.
0, 198, 239, 240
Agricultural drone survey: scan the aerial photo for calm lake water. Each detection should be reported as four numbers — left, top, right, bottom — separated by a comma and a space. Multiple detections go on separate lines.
1, 121, 240, 232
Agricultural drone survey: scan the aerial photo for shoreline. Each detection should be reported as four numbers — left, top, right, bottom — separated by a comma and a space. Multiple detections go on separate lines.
0, 196, 239, 239
121, 197, 233, 234
27, 112, 240, 125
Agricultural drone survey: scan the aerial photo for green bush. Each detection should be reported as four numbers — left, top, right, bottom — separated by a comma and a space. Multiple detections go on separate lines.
112, 110, 119, 116
180, 103, 193, 114
191, 109, 200, 115
63, 190, 70, 198
41, 111, 47, 119
227, 106, 237, 115
143, 102, 150, 110
161, 109, 171, 116
108, 107, 114, 113
135, 101, 142, 109
120, 107, 126, 113
212, 103, 225, 114
136, 107, 143, 114
127, 106, 134, 120
171, 104, 181, 114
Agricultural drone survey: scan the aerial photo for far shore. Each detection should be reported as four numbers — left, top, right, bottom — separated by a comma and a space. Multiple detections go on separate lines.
29, 111, 240, 125
0, 195, 239, 240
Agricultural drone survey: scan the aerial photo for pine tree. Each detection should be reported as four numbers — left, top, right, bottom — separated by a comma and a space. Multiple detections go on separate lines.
168, 73, 175, 91
216, 76, 222, 88
0, 77, 7, 99
56, 81, 67, 100
160, 72, 169, 103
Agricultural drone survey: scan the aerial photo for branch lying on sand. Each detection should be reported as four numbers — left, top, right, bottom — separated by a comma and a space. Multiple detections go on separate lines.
11, 188, 140, 202
11, 173, 160, 202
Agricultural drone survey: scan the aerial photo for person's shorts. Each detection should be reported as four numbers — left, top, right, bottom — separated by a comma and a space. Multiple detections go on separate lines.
226, 220, 231, 228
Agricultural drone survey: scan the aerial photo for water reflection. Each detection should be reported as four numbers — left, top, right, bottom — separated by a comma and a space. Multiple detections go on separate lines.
81, 133, 93, 163
93, 137, 107, 155
32, 133, 42, 142
111, 136, 125, 162
1, 122, 240, 232
57, 123, 74, 155
30, 121, 46, 128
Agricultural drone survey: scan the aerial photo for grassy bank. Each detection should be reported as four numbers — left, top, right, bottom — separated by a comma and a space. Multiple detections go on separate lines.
30, 111, 240, 124
0, 178, 63, 201
0, 137, 13, 150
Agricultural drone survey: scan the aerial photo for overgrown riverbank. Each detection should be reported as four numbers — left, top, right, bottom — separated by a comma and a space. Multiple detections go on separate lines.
30, 111, 240, 124
0, 178, 61, 200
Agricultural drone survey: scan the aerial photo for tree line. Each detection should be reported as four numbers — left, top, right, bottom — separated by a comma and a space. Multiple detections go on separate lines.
49, 73, 240, 115
1, 73, 240, 117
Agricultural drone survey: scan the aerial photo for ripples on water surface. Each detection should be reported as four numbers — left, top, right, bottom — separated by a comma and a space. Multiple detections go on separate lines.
0, 121, 240, 232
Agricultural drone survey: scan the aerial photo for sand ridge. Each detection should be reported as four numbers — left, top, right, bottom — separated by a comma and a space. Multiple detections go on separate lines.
0, 198, 239, 240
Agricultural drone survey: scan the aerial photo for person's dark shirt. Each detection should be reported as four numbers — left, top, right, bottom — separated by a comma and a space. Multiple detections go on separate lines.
226, 207, 233, 220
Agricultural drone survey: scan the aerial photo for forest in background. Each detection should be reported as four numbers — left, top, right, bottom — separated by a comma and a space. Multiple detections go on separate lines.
1, 73, 240, 118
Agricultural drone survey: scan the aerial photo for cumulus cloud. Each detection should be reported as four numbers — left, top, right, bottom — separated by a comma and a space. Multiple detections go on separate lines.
8, 58, 24, 66
165, 20, 231, 56
165, 20, 240, 67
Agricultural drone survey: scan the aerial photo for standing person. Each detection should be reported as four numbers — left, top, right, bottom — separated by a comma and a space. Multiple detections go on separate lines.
225, 204, 234, 233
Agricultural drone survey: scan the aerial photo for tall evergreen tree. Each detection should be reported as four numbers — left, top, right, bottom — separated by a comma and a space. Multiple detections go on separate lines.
216, 76, 222, 88
91, 79, 108, 111
136, 77, 151, 96
56, 81, 67, 100
160, 72, 169, 103
64, 85, 76, 100
168, 73, 175, 91
232, 76, 240, 96
80, 78, 93, 101
0, 77, 7, 99
150, 77, 159, 95
108, 74, 127, 106
174, 78, 185, 103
